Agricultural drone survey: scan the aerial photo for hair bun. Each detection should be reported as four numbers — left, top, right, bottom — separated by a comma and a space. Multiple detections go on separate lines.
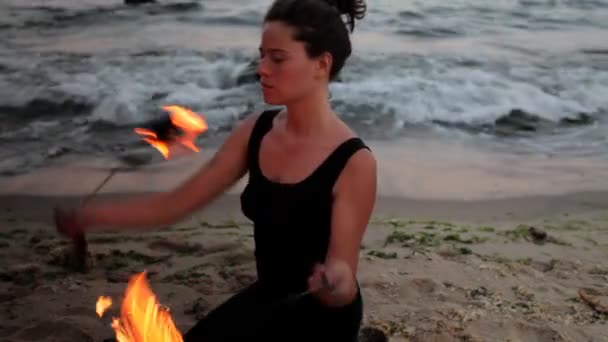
325, 0, 366, 32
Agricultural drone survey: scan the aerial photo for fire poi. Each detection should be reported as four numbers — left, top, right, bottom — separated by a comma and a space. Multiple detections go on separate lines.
134, 105, 208, 160
92, 105, 207, 342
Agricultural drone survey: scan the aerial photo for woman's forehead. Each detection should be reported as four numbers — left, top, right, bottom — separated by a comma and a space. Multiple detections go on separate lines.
259, 22, 300, 50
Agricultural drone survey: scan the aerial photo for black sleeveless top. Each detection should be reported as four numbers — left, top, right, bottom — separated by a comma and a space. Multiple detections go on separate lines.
240, 109, 370, 295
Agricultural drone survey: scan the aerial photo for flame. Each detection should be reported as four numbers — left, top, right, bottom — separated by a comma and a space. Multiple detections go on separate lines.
133, 129, 171, 159
97, 296, 113, 317
134, 105, 208, 160
96, 271, 184, 342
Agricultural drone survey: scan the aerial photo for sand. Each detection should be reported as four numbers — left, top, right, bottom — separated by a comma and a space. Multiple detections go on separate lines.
0, 190, 607, 342
1, 141, 608, 341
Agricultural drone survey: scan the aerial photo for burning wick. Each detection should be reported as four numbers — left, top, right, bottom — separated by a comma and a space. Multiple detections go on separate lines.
134, 105, 208, 160
96, 271, 184, 342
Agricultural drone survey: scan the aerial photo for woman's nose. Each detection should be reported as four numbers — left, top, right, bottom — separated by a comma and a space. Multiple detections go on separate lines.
257, 57, 270, 78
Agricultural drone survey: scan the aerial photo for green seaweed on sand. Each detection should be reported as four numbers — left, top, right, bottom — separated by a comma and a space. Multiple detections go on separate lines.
148, 239, 204, 255
384, 231, 416, 246
385, 229, 488, 249
163, 264, 213, 286
443, 233, 487, 244
0, 229, 26, 239
482, 254, 512, 264
378, 218, 412, 228
88, 235, 129, 244
367, 250, 398, 259
478, 226, 495, 233
173, 226, 200, 232
373, 217, 457, 229
200, 219, 249, 229
458, 247, 473, 255
42, 270, 69, 280
500, 224, 531, 241
109, 249, 171, 264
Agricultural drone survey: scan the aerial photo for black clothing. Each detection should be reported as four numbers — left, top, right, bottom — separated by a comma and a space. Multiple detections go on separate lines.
183, 109, 370, 342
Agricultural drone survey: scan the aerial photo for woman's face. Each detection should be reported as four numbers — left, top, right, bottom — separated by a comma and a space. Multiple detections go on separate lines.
257, 21, 329, 105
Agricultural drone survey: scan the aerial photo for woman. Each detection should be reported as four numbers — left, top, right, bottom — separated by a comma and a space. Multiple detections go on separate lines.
55, 0, 376, 340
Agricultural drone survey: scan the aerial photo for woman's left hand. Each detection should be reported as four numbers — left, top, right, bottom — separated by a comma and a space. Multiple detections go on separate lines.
307, 259, 357, 307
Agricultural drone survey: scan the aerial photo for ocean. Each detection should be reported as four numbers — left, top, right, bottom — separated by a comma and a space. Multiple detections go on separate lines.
0, 0, 607, 177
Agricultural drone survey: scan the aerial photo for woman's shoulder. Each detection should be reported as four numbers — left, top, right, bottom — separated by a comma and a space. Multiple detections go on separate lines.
332, 126, 376, 185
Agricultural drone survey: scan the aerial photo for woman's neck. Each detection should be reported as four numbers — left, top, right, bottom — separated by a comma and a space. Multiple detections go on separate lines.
283, 87, 334, 137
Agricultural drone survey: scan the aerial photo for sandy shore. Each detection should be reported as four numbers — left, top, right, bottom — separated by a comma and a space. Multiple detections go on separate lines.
1, 189, 607, 342
0, 139, 607, 341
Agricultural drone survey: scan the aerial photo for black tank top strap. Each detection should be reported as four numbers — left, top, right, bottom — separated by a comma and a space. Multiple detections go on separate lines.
313, 137, 370, 191
247, 109, 281, 173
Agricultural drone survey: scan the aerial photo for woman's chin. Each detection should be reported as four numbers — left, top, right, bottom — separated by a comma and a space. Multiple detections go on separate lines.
262, 95, 283, 106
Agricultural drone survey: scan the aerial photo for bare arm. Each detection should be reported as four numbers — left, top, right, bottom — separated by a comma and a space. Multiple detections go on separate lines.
77, 113, 260, 232
314, 148, 377, 306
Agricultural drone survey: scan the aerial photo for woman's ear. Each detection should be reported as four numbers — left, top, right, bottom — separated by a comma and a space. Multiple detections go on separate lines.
316, 52, 333, 80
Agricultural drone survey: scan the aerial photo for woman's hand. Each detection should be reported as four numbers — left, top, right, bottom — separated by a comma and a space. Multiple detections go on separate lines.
54, 207, 86, 239
307, 258, 357, 308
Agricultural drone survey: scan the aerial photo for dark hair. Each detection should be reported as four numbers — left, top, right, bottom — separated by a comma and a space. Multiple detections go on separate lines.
264, 0, 366, 80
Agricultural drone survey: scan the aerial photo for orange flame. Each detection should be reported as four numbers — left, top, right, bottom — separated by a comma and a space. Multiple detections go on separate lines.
96, 271, 184, 342
135, 105, 208, 159
97, 296, 113, 317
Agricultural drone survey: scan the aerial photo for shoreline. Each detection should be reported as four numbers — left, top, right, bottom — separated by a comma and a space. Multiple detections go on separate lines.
2, 188, 607, 226
1, 137, 607, 201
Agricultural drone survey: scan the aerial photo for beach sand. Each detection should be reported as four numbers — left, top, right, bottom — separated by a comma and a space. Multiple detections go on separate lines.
1, 143, 608, 341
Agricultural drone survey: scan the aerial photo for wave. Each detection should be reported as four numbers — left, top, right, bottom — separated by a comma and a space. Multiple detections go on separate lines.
0, 51, 606, 176
362, 0, 608, 37
1, 50, 606, 130
0, 1, 204, 30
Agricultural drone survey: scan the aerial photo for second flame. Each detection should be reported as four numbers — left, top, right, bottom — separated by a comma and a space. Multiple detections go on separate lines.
134, 105, 208, 160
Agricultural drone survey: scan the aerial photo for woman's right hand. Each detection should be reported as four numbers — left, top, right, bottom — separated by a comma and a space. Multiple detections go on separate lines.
54, 207, 86, 239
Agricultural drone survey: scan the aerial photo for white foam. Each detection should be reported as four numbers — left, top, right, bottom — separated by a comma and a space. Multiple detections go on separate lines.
332, 57, 608, 125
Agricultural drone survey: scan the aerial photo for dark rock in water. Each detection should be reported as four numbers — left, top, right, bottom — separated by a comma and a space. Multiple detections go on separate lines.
560, 112, 594, 125
431, 119, 493, 135
494, 108, 550, 134
150, 91, 169, 101
359, 326, 388, 342
125, 0, 155, 5
0, 99, 93, 119
47, 146, 70, 159
236, 60, 260, 86
433, 108, 597, 137
582, 49, 608, 55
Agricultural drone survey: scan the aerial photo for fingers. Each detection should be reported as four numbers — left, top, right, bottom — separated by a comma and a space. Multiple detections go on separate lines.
308, 263, 343, 294
307, 264, 326, 292
53, 207, 83, 239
